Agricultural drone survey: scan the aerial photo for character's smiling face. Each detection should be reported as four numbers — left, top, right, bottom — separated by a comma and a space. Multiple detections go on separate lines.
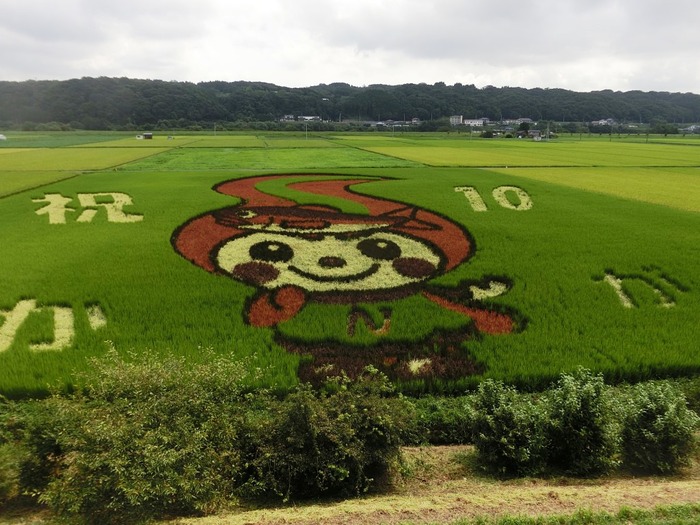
216, 231, 442, 293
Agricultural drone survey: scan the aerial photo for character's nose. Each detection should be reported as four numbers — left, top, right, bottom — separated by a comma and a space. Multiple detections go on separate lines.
318, 256, 347, 269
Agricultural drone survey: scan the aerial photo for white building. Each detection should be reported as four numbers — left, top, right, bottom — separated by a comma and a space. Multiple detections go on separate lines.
463, 118, 487, 127
451, 116, 489, 127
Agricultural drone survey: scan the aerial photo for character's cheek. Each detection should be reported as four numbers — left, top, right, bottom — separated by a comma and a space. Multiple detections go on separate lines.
392, 257, 436, 279
232, 261, 279, 285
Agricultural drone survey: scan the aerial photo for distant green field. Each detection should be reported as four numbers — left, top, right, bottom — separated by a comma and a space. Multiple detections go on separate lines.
0, 171, 82, 198
345, 139, 700, 167
0, 132, 698, 396
116, 146, 420, 171
0, 147, 170, 170
489, 167, 700, 212
0, 132, 125, 148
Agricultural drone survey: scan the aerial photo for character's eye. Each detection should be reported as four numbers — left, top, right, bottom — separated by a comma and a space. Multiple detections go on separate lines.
249, 241, 294, 263
357, 238, 402, 260
236, 209, 257, 219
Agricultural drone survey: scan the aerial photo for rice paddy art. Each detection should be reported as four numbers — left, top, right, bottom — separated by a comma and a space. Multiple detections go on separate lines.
172, 174, 523, 383
0, 300, 107, 353
33, 192, 143, 224
1, 132, 698, 397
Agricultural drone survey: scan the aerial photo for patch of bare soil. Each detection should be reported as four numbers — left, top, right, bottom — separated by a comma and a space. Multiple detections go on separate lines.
169, 446, 700, 525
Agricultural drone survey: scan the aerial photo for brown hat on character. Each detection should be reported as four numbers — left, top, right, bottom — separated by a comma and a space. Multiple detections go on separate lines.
172, 174, 472, 275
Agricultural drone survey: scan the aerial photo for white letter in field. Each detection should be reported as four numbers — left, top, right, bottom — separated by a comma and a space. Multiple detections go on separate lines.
77, 193, 144, 223
0, 300, 37, 352
33, 194, 75, 224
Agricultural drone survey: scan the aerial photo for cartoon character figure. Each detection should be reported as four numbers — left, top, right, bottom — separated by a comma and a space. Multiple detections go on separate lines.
172, 174, 521, 383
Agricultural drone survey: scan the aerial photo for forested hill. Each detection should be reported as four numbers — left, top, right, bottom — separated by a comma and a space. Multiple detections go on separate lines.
0, 77, 698, 130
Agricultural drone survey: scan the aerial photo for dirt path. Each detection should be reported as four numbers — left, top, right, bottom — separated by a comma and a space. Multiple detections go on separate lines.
170, 446, 700, 525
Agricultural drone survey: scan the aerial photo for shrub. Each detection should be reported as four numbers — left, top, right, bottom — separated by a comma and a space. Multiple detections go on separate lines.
239, 368, 408, 501
621, 381, 700, 474
406, 395, 475, 445
471, 380, 549, 476
27, 350, 256, 524
0, 397, 29, 504
547, 368, 619, 476
0, 401, 14, 502
0, 444, 17, 503
16, 353, 410, 521
15, 399, 71, 498
677, 377, 700, 416
0, 442, 23, 504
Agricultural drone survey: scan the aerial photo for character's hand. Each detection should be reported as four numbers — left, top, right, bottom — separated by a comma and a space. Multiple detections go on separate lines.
247, 286, 306, 327
469, 280, 509, 300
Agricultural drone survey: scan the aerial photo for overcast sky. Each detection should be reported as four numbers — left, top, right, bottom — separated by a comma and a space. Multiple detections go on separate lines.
1, 0, 698, 93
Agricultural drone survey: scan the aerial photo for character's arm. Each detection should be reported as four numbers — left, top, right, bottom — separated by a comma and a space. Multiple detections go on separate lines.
422, 291, 514, 334
247, 286, 306, 327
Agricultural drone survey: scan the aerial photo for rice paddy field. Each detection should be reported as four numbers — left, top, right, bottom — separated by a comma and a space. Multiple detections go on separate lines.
0, 131, 698, 397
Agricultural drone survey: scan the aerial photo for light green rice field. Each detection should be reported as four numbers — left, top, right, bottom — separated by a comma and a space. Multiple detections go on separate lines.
0, 132, 698, 396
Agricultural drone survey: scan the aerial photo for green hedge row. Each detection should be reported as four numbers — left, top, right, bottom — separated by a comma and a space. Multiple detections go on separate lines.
0, 352, 410, 524
0, 356, 698, 523
408, 369, 699, 477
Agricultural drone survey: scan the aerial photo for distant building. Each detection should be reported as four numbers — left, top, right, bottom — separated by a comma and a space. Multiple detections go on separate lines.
450, 116, 489, 127
516, 129, 542, 139
503, 118, 535, 126
464, 118, 488, 127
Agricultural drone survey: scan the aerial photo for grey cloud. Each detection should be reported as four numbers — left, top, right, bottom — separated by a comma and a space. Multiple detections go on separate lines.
286, 1, 700, 68
0, 1, 105, 44
0, 0, 697, 92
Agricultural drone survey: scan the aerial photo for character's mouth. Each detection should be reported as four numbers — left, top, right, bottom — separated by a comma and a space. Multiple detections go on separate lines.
289, 263, 380, 283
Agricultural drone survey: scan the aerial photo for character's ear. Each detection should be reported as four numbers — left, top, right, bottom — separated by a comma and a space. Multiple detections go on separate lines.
247, 286, 306, 327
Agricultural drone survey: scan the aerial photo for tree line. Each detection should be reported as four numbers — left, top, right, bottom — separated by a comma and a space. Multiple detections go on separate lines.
0, 76, 699, 131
